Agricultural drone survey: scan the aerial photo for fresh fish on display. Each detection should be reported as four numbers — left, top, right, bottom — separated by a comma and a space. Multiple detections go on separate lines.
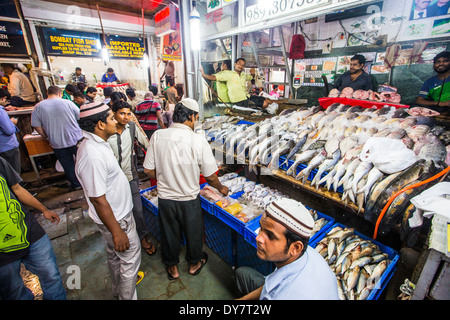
296, 150, 327, 184
286, 149, 321, 177
312, 149, 341, 189
314, 227, 392, 300
280, 134, 308, 168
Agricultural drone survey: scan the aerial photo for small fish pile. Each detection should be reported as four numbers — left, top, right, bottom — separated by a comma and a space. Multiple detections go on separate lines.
142, 188, 159, 207
238, 184, 285, 209
313, 225, 393, 300
219, 173, 254, 195
309, 209, 331, 239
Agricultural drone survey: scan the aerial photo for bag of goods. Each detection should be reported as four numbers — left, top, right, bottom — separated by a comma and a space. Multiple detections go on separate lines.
360, 137, 417, 174
225, 202, 244, 215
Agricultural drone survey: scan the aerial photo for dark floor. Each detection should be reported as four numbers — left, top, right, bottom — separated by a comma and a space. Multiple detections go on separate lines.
20, 167, 418, 301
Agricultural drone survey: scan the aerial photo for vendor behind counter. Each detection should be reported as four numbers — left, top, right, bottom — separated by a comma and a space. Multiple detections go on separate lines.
1, 63, 36, 107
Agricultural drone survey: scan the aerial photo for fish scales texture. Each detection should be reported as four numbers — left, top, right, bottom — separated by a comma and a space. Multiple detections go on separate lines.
367, 159, 429, 224
315, 228, 390, 300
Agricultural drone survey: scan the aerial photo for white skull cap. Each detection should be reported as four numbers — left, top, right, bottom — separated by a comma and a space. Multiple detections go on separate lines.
265, 198, 314, 238
180, 98, 199, 112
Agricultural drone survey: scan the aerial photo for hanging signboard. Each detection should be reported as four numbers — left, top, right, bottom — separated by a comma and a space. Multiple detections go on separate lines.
105, 35, 145, 59
0, 20, 28, 55
41, 27, 101, 57
207, 0, 238, 13
162, 23, 182, 61
294, 57, 337, 87
243, 0, 376, 26
0, 0, 20, 19
155, 4, 177, 37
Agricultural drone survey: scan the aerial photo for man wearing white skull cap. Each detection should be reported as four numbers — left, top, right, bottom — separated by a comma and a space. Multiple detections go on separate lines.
236, 198, 339, 300
143, 98, 229, 280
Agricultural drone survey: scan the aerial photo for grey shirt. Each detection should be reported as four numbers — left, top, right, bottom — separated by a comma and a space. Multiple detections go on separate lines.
31, 98, 83, 149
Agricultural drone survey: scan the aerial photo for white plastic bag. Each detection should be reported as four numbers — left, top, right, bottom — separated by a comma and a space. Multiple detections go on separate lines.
360, 137, 417, 174
266, 103, 279, 115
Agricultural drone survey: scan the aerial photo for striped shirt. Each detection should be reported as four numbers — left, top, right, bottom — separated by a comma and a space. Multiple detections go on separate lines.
135, 99, 161, 131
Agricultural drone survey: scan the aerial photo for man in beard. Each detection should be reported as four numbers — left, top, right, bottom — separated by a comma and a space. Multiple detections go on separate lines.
416, 51, 450, 114
333, 54, 373, 92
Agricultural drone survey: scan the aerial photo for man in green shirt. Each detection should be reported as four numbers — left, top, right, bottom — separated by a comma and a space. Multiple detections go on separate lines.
215, 60, 232, 104
416, 51, 450, 114
201, 58, 268, 109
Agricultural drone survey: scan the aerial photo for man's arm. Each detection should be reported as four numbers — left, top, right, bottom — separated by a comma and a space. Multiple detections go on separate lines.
11, 183, 60, 224
33, 126, 48, 140
416, 96, 450, 108
200, 66, 217, 81
8, 74, 20, 97
156, 110, 166, 129
89, 195, 129, 252
204, 173, 229, 196
236, 286, 263, 300
144, 168, 156, 180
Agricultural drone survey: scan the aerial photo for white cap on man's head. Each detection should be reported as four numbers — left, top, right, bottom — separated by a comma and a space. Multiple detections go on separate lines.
180, 98, 199, 112
265, 198, 314, 238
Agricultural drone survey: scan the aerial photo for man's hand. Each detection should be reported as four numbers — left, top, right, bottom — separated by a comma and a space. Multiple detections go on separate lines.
219, 185, 229, 196
43, 209, 60, 224
113, 229, 130, 252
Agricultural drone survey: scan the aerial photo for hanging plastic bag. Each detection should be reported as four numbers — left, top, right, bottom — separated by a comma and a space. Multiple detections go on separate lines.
360, 137, 417, 174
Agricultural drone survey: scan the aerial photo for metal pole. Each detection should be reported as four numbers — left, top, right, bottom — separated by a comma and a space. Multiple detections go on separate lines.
180, 0, 194, 99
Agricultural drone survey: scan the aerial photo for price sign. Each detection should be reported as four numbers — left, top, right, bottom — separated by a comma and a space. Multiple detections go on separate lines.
247, 0, 354, 25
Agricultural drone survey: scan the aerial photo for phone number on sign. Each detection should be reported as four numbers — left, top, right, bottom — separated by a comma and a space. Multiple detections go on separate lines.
245, 0, 330, 24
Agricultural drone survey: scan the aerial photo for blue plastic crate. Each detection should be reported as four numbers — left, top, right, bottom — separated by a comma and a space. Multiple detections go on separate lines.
236, 233, 275, 276
140, 186, 158, 215
309, 222, 400, 300
203, 211, 236, 266
213, 190, 260, 236
200, 183, 215, 214
140, 186, 187, 245
236, 120, 255, 125
243, 206, 334, 248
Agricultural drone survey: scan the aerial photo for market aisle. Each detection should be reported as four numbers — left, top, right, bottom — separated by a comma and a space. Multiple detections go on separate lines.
47, 206, 239, 300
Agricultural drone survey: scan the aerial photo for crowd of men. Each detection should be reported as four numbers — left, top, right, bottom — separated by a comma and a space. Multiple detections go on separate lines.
0, 50, 448, 300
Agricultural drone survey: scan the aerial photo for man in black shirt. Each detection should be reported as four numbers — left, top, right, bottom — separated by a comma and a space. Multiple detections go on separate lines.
333, 54, 373, 91
0, 156, 66, 300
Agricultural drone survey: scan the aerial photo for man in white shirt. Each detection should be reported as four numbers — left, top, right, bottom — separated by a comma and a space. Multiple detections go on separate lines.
143, 98, 229, 280
75, 102, 141, 300
1, 64, 35, 104
236, 198, 339, 300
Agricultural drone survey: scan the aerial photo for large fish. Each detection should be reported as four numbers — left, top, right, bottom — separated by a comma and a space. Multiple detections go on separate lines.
416, 133, 447, 162
286, 149, 321, 177
312, 149, 341, 189
357, 167, 385, 202
364, 172, 402, 223
337, 158, 361, 191
377, 161, 437, 236
296, 150, 327, 184
267, 140, 295, 168
350, 161, 374, 195
364, 159, 428, 224
280, 134, 307, 168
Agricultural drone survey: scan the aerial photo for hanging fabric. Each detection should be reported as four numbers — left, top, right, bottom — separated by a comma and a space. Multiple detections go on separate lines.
289, 34, 306, 60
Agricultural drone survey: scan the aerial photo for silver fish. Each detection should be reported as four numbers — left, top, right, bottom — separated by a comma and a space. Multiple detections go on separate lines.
351, 161, 374, 195
296, 150, 327, 183
312, 149, 341, 189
